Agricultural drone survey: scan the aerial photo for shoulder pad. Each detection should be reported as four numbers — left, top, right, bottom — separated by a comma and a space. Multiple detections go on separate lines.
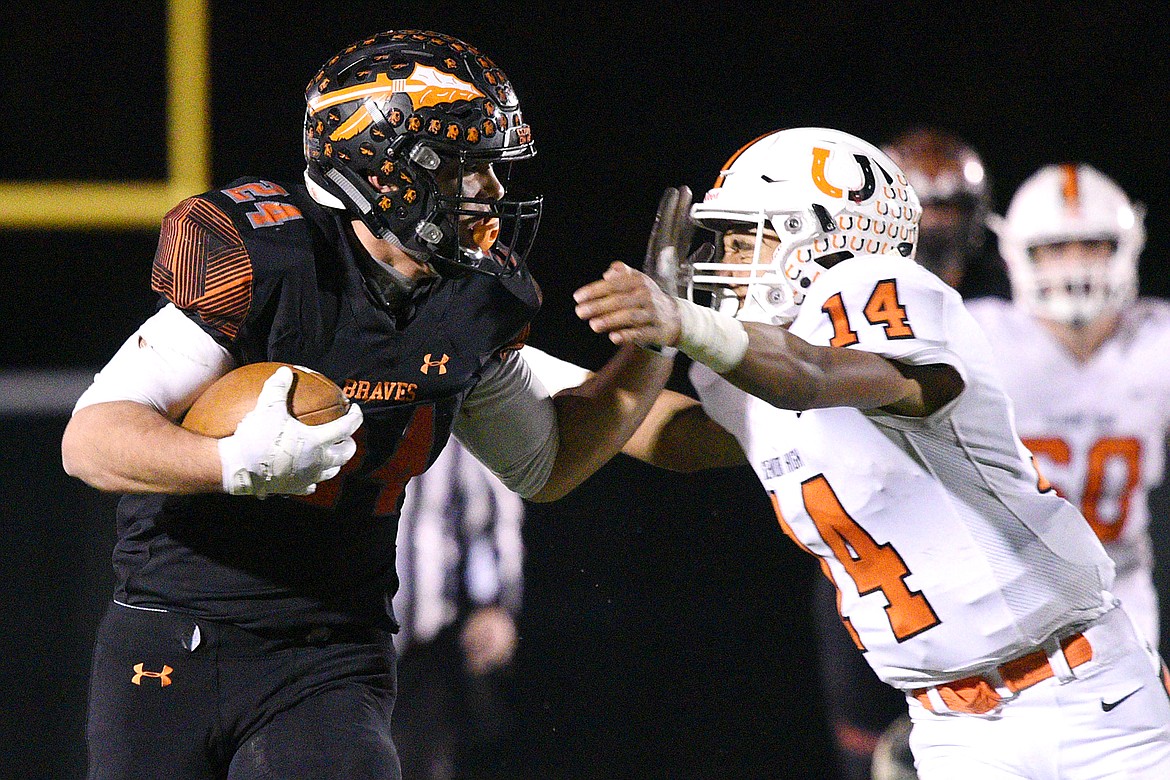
151, 195, 253, 340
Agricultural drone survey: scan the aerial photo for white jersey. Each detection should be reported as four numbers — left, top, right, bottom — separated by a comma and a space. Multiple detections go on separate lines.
966, 296, 1170, 646
691, 256, 1116, 689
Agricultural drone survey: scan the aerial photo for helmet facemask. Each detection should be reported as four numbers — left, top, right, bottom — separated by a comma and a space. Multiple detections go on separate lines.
1015, 238, 1136, 328
417, 148, 542, 278
683, 211, 795, 325
686, 209, 825, 326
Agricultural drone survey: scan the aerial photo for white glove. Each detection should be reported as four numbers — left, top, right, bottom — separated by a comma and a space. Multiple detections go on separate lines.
217, 366, 363, 498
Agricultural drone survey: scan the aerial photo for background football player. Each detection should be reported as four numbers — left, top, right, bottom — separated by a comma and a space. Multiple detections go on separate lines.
882, 128, 1008, 299
61, 30, 673, 780
572, 127, 1170, 778
969, 162, 1168, 652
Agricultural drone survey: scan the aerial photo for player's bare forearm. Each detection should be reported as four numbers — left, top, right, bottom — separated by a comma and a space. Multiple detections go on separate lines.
62, 401, 223, 494
622, 390, 746, 472
527, 344, 673, 502
724, 322, 926, 412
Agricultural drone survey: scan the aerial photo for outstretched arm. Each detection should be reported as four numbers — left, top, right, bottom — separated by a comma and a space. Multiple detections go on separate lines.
573, 267, 962, 417
532, 339, 674, 501
621, 389, 747, 472
455, 333, 673, 503
726, 322, 962, 415
519, 344, 746, 474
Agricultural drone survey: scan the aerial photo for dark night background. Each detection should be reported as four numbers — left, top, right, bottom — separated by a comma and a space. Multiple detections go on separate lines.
2, 2, 1170, 777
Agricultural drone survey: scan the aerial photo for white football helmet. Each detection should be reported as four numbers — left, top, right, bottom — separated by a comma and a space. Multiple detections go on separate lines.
993, 163, 1144, 326
688, 127, 920, 324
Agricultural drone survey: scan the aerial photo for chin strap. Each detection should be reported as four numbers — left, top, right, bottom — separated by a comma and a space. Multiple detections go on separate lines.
304, 168, 435, 264
308, 173, 439, 313
303, 168, 347, 210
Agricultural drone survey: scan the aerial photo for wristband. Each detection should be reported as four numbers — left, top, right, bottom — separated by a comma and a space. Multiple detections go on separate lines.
674, 298, 749, 374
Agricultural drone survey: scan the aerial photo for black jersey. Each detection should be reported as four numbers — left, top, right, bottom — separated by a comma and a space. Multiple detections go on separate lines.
112, 177, 540, 632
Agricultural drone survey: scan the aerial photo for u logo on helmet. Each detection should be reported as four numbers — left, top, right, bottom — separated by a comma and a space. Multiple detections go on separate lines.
811, 148, 880, 203
811, 147, 844, 198
785, 258, 812, 283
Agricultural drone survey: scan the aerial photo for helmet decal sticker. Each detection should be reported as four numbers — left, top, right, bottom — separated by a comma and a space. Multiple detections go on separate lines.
811, 147, 845, 198
811, 148, 881, 204
308, 65, 486, 117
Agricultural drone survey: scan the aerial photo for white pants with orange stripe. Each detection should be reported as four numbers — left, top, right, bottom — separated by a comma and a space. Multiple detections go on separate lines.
906, 607, 1170, 779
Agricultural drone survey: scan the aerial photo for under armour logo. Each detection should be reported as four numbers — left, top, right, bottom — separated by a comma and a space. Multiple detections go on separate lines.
420, 353, 449, 375
131, 662, 173, 687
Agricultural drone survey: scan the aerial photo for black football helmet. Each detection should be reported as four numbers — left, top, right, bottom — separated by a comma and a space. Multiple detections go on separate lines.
882, 128, 992, 284
304, 31, 541, 277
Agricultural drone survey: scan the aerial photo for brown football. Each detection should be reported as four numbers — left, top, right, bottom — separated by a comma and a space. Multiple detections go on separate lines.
180, 362, 350, 439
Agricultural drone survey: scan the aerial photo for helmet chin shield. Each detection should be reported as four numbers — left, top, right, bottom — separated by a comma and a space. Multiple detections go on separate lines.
689, 128, 920, 324
994, 163, 1144, 326
303, 30, 543, 278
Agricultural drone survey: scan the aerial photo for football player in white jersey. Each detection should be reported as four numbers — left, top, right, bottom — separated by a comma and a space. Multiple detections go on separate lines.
570, 127, 1170, 778
968, 163, 1169, 653
813, 127, 1009, 780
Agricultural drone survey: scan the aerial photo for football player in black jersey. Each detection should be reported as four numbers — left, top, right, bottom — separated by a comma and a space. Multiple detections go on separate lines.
62, 31, 674, 780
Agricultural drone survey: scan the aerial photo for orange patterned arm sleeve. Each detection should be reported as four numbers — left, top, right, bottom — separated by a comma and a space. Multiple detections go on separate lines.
151, 197, 253, 340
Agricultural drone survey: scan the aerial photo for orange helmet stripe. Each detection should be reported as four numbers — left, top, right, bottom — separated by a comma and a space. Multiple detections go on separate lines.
713, 129, 784, 188
1060, 163, 1081, 211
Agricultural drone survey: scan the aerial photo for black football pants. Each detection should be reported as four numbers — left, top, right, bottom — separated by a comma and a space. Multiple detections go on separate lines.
86, 602, 400, 779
